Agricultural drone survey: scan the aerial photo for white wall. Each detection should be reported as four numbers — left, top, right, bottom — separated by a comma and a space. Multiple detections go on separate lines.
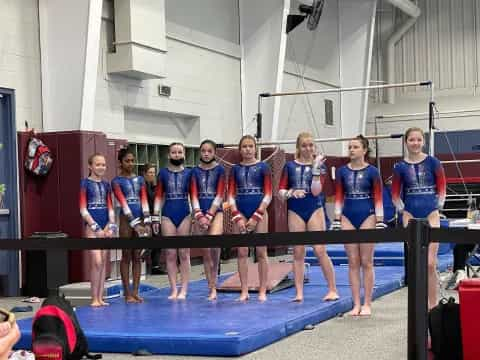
0, 0, 42, 131
368, 0, 480, 156
277, 0, 342, 154
339, 0, 377, 143
95, 0, 242, 145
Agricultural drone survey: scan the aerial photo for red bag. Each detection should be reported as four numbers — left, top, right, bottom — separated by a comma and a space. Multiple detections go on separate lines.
25, 136, 53, 176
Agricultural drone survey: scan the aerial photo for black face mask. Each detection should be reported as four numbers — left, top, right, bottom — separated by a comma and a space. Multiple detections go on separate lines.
169, 158, 184, 166
200, 157, 215, 164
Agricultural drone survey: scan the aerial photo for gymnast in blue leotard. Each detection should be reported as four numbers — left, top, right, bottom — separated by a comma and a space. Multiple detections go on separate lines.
333, 135, 385, 316
227, 135, 272, 302
112, 148, 151, 303
191, 139, 226, 301
80, 153, 117, 307
278, 132, 338, 302
152, 142, 195, 300
391, 127, 447, 309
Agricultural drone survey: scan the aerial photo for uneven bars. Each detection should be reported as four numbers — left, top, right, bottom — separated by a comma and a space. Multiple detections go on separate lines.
441, 159, 480, 164
375, 108, 480, 120
219, 133, 403, 148
259, 81, 432, 98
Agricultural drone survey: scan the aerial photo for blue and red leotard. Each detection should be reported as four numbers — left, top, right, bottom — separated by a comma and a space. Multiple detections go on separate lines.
391, 155, 446, 218
334, 165, 383, 229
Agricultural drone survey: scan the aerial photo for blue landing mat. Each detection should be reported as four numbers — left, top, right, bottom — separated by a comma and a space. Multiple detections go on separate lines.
16, 256, 452, 356
307, 243, 453, 266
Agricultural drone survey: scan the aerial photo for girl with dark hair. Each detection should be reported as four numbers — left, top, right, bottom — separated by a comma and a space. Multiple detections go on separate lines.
227, 135, 272, 302
152, 142, 196, 300
191, 139, 226, 300
111, 148, 151, 303
332, 135, 385, 316
80, 153, 117, 307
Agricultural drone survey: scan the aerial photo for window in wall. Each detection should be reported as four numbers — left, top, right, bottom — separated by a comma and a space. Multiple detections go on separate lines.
325, 99, 334, 126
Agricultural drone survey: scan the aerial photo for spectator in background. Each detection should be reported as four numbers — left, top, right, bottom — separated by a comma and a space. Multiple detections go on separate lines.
143, 164, 163, 273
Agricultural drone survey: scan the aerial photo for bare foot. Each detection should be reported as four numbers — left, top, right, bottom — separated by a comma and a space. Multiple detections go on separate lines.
207, 289, 217, 301
125, 295, 137, 303
348, 306, 361, 316
90, 301, 102, 307
359, 305, 372, 316
258, 292, 267, 302
236, 292, 249, 302
133, 294, 144, 303
323, 290, 339, 301
100, 300, 110, 306
177, 292, 187, 300
291, 296, 303, 302
168, 291, 178, 300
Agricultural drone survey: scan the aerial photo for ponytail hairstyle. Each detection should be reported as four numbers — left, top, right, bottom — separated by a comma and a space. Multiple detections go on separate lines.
169, 142, 185, 151
88, 153, 105, 176
404, 127, 425, 142
200, 139, 217, 152
295, 132, 314, 159
354, 134, 371, 159
117, 147, 134, 163
238, 135, 257, 151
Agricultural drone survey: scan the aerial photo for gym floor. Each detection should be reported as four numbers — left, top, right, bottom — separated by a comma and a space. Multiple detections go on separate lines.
4, 257, 456, 360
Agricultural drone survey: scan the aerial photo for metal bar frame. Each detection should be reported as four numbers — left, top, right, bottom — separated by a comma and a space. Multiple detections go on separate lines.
220, 133, 404, 148
441, 159, 480, 164
254, 80, 434, 160
259, 81, 432, 98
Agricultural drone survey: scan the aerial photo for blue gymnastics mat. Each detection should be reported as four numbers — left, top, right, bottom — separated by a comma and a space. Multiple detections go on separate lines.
15, 255, 452, 356
306, 243, 453, 266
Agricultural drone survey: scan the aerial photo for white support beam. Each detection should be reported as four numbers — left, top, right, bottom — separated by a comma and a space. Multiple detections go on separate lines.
338, 0, 377, 149
39, 0, 103, 131
239, 0, 290, 140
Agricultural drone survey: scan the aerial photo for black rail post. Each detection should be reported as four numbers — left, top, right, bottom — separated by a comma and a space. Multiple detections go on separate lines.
407, 219, 429, 360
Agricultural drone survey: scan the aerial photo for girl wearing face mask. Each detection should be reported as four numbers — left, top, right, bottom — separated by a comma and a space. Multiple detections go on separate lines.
80, 153, 117, 307
152, 142, 197, 300
333, 135, 385, 316
279, 132, 338, 302
191, 139, 225, 301
112, 148, 151, 303
392, 127, 446, 309
227, 135, 272, 302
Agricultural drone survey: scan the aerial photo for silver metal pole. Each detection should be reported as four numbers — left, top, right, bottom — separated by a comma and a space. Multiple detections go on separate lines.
441, 159, 480, 164
220, 133, 403, 148
429, 84, 435, 156
260, 81, 431, 98
375, 108, 480, 119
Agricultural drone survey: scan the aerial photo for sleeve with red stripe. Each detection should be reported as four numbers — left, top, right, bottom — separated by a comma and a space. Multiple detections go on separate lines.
212, 166, 225, 209
153, 172, 164, 216
112, 179, 133, 219
334, 168, 344, 218
190, 171, 203, 220
106, 183, 115, 224
278, 164, 290, 199
391, 164, 404, 212
140, 179, 150, 217
227, 167, 237, 209
371, 167, 384, 218
260, 163, 273, 207
433, 157, 447, 209
190, 170, 201, 212
79, 179, 91, 221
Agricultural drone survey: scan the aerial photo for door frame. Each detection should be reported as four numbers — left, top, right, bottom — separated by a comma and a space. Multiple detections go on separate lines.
0, 87, 20, 295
